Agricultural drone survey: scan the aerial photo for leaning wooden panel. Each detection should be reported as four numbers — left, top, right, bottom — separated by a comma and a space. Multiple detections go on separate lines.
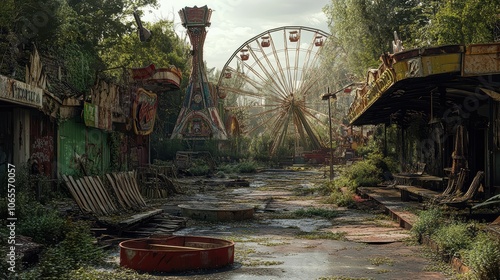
118, 172, 138, 207
78, 177, 106, 216
85, 176, 115, 215
86, 176, 114, 213
62, 175, 91, 213
82, 176, 109, 216
128, 171, 147, 207
106, 173, 131, 209
116, 172, 140, 208
114, 172, 136, 209
68, 175, 97, 215
124, 172, 146, 207
95, 176, 119, 212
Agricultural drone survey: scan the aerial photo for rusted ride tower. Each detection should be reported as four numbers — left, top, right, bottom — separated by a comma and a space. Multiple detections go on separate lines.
171, 6, 227, 140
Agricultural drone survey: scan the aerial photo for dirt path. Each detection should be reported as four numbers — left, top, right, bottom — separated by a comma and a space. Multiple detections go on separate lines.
112, 168, 454, 280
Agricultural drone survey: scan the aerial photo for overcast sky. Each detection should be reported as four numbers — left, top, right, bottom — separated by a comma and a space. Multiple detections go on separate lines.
144, 0, 331, 71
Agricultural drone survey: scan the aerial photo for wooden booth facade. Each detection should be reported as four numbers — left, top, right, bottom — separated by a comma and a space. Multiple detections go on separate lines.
348, 43, 500, 200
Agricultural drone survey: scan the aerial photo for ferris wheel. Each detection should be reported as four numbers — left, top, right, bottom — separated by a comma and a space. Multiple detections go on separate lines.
217, 26, 331, 154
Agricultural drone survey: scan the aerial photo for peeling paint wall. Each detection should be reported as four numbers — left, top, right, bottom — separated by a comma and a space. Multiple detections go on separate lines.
58, 118, 112, 176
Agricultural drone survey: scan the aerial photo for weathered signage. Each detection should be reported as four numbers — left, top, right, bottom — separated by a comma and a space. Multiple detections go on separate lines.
179, 6, 212, 26
463, 43, 500, 76
347, 68, 396, 124
83, 102, 112, 131
392, 45, 463, 81
0, 75, 43, 108
132, 88, 158, 135
84, 102, 98, 127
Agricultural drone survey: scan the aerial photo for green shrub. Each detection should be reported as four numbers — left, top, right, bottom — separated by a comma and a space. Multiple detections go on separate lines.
315, 180, 337, 196
236, 161, 258, 173
462, 232, 500, 280
411, 208, 444, 239
327, 190, 356, 208
18, 201, 66, 245
217, 163, 238, 174
217, 161, 259, 174
432, 221, 475, 259
332, 153, 395, 193
187, 159, 211, 176
21, 221, 104, 279
366, 152, 397, 174
188, 164, 211, 176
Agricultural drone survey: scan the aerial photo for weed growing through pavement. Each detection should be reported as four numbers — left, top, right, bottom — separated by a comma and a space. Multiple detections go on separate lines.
368, 256, 394, 266
296, 231, 347, 240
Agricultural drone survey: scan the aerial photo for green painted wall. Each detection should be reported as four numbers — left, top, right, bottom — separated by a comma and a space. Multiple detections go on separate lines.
58, 118, 111, 176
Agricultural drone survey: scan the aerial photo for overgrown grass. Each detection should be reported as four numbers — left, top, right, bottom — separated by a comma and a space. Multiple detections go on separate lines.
333, 153, 393, 192
318, 153, 394, 207
318, 180, 356, 208
461, 231, 500, 280
412, 208, 500, 280
19, 221, 104, 279
217, 160, 259, 174
432, 222, 476, 259
369, 256, 394, 266
0, 165, 105, 279
296, 231, 346, 240
18, 202, 67, 245
67, 267, 152, 280
410, 207, 445, 239
188, 159, 212, 176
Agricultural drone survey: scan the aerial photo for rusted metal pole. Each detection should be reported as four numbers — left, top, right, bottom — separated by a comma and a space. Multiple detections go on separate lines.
327, 88, 334, 180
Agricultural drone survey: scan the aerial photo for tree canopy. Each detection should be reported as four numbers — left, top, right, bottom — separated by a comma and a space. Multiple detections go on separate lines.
0, 0, 193, 91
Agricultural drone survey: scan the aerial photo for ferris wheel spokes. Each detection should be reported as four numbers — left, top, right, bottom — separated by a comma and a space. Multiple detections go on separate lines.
217, 26, 332, 154
245, 45, 289, 100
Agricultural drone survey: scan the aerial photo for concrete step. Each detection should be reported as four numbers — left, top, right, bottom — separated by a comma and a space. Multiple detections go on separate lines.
358, 186, 423, 230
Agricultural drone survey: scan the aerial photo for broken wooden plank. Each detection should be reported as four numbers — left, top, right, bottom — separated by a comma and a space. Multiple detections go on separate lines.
118, 209, 163, 227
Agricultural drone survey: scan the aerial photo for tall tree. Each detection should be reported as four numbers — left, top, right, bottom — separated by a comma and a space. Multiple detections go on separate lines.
426, 0, 500, 45
323, 0, 424, 78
